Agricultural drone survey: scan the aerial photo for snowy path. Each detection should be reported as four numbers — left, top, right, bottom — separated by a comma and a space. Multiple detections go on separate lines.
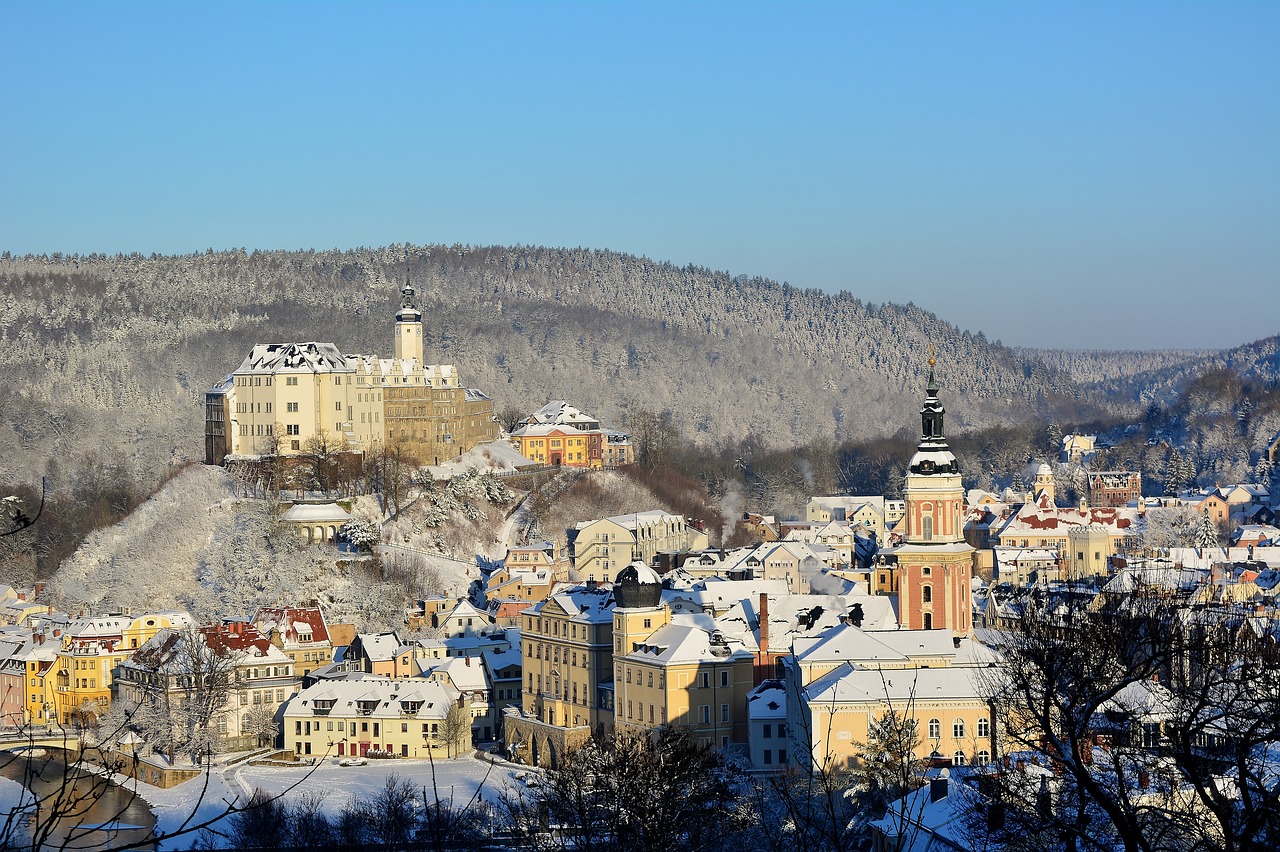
491, 493, 531, 560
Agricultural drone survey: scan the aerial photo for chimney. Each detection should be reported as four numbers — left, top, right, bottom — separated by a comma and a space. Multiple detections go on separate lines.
34, 582, 45, 598
930, 769, 950, 803
758, 593, 770, 656
465, 655, 471, 666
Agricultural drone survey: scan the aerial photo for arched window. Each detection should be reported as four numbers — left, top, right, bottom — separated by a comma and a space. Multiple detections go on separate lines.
922, 585, 932, 603
975, 750, 991, 766
953, 750, 967, 766
928, 718, 941, 739
922, 514, 934, 541
953, 719, 966, 739
977, 718, 990, 738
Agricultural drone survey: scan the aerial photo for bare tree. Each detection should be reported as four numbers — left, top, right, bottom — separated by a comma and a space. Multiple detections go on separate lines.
980, 588, 1280, 852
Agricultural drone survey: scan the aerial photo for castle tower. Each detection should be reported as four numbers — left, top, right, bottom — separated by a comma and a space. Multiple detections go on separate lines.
895, 354, 973, 634
394, 282, 424, 364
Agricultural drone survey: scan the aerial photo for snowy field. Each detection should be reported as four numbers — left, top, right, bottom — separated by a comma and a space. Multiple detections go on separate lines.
140, 754, 526, 849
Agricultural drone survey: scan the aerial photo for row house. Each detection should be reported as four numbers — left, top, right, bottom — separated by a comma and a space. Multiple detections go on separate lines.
568, 510, 709, 579
252, 604, 335, 679
505, 582, 617, 766
117, 621, 297, 751
285, 676, 467, 759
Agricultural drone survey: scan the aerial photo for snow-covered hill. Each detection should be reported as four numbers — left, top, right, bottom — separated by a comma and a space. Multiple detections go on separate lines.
47, 464, 523, 631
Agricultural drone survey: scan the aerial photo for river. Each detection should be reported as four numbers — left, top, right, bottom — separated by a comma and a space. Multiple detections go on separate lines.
0, 750, 158, 851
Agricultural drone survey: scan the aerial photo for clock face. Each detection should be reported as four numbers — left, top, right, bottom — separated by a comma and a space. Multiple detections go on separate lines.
920, 460, 934, 473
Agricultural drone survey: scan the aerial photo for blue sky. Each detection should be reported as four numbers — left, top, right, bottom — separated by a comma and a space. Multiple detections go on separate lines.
2, 2, 1276, 350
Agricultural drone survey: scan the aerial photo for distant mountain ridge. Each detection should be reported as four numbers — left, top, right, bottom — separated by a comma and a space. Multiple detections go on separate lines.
0, 245, 1274, 491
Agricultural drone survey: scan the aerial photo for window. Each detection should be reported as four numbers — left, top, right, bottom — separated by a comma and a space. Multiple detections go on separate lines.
721, 704, 730, 723
976, 750, 991, 766
763, 750, 772, 765
701, 705, 710, 724
953, 751, 967, 766
286, 377, 298, 386
763, 724, 772, 739
924, 613, 932, 630
922, 585, 932, 603
929, 718, 941, 739
336, 401, 342, 411
720, 670, 729, 687
287, 424, 300, 435
778, 749, 787, 763
287, 402, 299, 412
977, 718, 990, 738
778, 722, 786, 738
953, 719, 966, 739
700, 672, 710, 689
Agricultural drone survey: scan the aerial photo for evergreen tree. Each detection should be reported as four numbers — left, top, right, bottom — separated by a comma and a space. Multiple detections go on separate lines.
1195, 509, 1219, 550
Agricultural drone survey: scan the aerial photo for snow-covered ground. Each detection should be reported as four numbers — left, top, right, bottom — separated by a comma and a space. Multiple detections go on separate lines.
138, 754, 526, 849
423, 440, 535, 480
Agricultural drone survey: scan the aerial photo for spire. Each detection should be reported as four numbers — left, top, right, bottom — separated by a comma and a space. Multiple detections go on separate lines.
920, 349, 945, 443
397, 278, 422, 323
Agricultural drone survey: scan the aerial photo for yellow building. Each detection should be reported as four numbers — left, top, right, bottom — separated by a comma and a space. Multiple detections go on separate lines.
284, 676, 469, 758
612, 565, 756, 748
206, 284, 497, 465
569, 511, 709, 580
783, 624, 999, 771
509, 401, 635, 470
50, 612, 193, 725
505, 582, 617, 766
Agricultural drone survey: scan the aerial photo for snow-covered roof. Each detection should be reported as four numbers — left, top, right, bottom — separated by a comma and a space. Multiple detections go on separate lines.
278, 503, 353, 524
290, 677, 459, 721
805, 662, 985, 705
622, 622, 753, 666
747, 680, 787, 720
237, 342, 352, 374
354, 632, 401, 661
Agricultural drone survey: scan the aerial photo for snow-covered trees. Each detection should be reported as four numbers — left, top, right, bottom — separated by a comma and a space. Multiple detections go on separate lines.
339, 518, 381, 551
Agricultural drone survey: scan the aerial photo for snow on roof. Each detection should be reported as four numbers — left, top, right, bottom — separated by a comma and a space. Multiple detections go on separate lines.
527, 584, 616, 624
253, 605, 331, 645
291, 677, 458, 721
430, 655, 490, 692
355, 632, 402, 661
237, 342, 352, 373
805, 661, 985, 705
618, 561, 662, 585
622, 622, 752, 666
747, 680, 787, 719
793, 623, 961, 666
279, 502, 353, 524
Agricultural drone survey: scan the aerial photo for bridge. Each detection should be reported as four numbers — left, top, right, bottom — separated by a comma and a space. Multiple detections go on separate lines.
0, 728, 83, 752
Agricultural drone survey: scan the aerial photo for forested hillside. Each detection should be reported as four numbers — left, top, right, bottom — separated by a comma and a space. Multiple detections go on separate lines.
2, 245, 1275, 503
0, 246, 1097, 487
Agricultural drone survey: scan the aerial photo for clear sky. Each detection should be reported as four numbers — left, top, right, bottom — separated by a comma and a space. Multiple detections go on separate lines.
2, 2, 1276, 350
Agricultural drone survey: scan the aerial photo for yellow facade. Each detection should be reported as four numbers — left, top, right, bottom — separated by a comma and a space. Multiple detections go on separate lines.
51, 612, 191, 724
613, 605, 756, 746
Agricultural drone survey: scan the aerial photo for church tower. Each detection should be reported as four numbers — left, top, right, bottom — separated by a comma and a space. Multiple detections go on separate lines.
896, 353, 973, 634
394, 283, 424, 364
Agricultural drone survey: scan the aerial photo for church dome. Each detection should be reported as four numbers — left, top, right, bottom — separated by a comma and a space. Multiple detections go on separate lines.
1037, 463, 1053, 476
